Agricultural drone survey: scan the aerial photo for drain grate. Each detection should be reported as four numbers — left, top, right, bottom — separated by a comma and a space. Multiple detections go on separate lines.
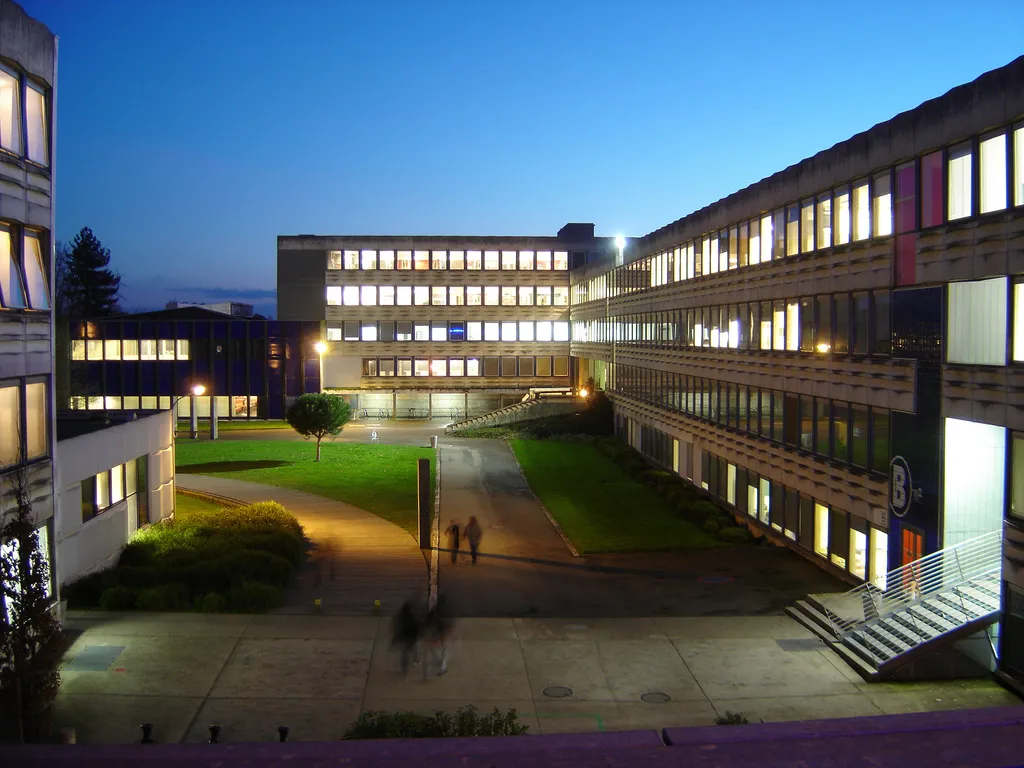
776, 637, 825, 652
542, 686, 573, 698
63, 645, 126, 672
641, 692, 671, 704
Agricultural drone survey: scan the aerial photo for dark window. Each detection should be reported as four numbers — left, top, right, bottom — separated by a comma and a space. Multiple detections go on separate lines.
921, 151, 944, 228
815, 295, 831, 351
771, 391, 785, 443
343, 321, 359, 341
749, 303, 760, 349
362, 358, 378, 376
81, 475, 97, 522
483, 357, 500, 377
873, 290, 891, 355
871, 408, 890, 474
448, 322, 463, 342
396, 321, 413, 341
553, 356, 569, 377
783, 394, 800, 447
519, 356, 535, 376
800, 396, 814, 451
501, 356, 517, 377
895, 162, 917, 234
136, 457, 148, 528
785, 489, 800, 536
852, 406, 869, 468
815, 399, 831, 456
378, 321, 395, 342
832, 402, 850, 462
799, 495, 815, 548
799, 298, 814, 352
834, 294, 850, 354
852, 292, 870, 354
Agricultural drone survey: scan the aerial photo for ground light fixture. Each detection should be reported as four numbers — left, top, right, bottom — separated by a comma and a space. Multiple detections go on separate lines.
816, 343, 831, 354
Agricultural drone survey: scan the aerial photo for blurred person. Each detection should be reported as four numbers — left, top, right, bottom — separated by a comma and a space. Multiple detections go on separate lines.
445, 519, 461, 564
464, 515, 483, 565
423, 594, 456, 676
391, 600, 421, 676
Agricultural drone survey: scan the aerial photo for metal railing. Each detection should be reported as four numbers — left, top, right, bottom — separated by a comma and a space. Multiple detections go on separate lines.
823, 530, 1002, 641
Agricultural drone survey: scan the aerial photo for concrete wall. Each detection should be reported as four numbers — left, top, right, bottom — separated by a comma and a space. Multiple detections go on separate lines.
54, 410, 175, 586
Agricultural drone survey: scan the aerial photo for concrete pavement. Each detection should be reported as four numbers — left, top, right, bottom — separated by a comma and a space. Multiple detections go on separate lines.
176, 475, 427, 615
52, 612, 1020, 744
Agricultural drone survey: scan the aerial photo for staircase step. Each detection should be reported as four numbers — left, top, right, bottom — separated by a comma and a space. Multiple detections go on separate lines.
906, 605, 957, 634
842, 633, 887, 667
888, 613, 933, 644
933, 593, 982, 621
854, 628, 899, 661
924, 596, 973, 625
784, 601, 840, 642
863, 623, 914, 656
957, 584, 1001, 611
830, 641, 881, 680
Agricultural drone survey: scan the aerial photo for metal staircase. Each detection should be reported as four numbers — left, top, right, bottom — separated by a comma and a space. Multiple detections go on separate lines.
786, 530, 1003, 680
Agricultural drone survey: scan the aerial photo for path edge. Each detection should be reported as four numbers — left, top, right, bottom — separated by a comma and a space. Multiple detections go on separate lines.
429, 442, 441, 608
504, 439, 581, 558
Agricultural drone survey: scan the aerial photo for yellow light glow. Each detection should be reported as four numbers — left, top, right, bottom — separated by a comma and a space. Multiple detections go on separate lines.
816, 343, 831, 354
615, 235, 626, 251
191, 384, 206, 396
579, 388, 589, 399
314, 341, 328, 355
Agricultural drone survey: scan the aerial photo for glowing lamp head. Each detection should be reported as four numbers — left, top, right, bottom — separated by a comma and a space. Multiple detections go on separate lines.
615, 235, 626, 251
816, 343, 831, 354
314, 341, 328, 355
578, 388, 589, 399
191, 384, 206, 396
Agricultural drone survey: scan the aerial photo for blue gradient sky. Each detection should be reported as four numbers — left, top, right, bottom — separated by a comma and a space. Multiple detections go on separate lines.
22, 0, 1024, 316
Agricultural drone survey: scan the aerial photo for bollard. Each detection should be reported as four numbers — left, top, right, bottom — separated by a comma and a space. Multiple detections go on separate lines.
60, 727, 76, 744
140, 723, 154, 744
208, 724, 221, 743
278, 725, 290, 743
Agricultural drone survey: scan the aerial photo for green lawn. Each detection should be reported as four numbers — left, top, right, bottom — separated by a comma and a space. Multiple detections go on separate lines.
175, 491, 234, 516
176, 419, 292, 431
175, 440, 434, 536
509, 439, 718, 554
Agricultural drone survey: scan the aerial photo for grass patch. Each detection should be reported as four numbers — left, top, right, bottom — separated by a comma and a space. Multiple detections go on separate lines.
62, 493, 304, 613
175, 440, 434, 536
509, 439, 719, 554
176, 420, 292, 431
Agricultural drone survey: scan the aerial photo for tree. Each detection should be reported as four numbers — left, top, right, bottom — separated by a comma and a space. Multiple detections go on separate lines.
286, 394, 351, 462
0, 459, 62, 743
52, 240, 71, 318
64, 227, 121, 318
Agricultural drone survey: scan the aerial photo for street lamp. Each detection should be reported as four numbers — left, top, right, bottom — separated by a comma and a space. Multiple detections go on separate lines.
314, 340, 327, 393
615, 235, 626, 266
189, 384, 205, 439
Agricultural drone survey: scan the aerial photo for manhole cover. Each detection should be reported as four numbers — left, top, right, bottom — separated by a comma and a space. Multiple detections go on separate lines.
641, 692, 671, 704
543, 686, 573, 698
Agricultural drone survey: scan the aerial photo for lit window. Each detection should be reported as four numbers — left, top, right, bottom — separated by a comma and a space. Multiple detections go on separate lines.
553, 287, 569, 306
96, 470, 110, 510
158, 340, 175, 360
414, 323, 429, 341
773, 302, 786, 351
328, 251, 341, 270
430, 359, 447, 376
948, 143, 973, 220
484, 286, 499, 306
361, 250, 377, 270
326, 286, 341, 305
709, 235, 720, 272
553, 321, 569, 341
467, 287, 482, 306
467, 322, 482, 341
870, 528, 888, 589
86, 339, 102, 360
361, 285, 377, 305
0, 67, 21, 153
104, 339, 121, 360
536, 251, 552, 270
536, 287, 552, 306
537, 321, 553, 341
379, 286, 395, 305
816, 196, 832, 249
466, 358, 480, 376
814, 503, 829, 557
519, 286, 534, 305
414, 251, 429, 270
980, 133, 1008, 214
327, 327, 342, 341
1015, 126, 1024, 207
71, 340, 85, 360
948, 277, 1007, 365
414, 359, 429, 376
484, 322, 499, 341
467, 251, 482, 270
344, 250, 359, 269
834, 188, 851, 244
873, 172, 892, 236
849, 529, 867, 579
397, 251, 412, 269
396, 286, 412, 305
414, 286, 429, 306
362, 358, 378, 376
396, 322, 412, 341
519, 251, 534, 270
25, 84, 47, 166
786, 205, 799, 256
342, 286, 359, 306
501, 251, 516, 270
801, 199, 814, 252
484, 251, 500, 270
111, 464, 124, 505
379, 359, 395, 376
449, 251, 465, 270
123, 339, 138, 360
22, 233, 48, 309
760, 215, 773, 262
0, 385, 19, 464
431, 286, 446, 306
432, 251, 447, 270
0, 227, 26, 308
431, 322, 447, 342
786, 301, 799, 351
175, 339, 189, 360
449, 358, 465, 376
519, 321, 534, 341
1012, 283, 1024, 361
553, 251, 568, 270
379, 250, 395, 269
361, 322, 377, 341
397, 359, 412, 376
501, 286, 516, 306
852, 181, 870, 240
449, 286, 464, 305
501, 322, 517, 341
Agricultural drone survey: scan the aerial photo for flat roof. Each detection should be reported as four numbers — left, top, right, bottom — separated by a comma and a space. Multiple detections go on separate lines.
56, 410, 163, 442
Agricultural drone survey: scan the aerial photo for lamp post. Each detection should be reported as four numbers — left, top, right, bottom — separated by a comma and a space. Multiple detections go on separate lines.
189, 384, 206, 439
171, 384, 206, 439
314, 341, 327, 393
615, 235, 625, 267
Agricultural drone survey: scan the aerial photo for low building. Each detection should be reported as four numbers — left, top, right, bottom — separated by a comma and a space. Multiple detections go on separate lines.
165, 300, 255, 318
53, 410, 175, 587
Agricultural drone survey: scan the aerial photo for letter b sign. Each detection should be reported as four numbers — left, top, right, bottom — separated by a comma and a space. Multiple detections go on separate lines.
889, 456, 912, 519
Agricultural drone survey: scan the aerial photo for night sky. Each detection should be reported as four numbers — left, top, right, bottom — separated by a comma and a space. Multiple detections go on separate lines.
22, 0, 1024, 317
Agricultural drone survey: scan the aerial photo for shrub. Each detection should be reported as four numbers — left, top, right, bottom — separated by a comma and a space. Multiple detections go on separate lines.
99, 586, 137, 611
179, 560, 233, 596
689, 500, 720, 523
226, 581, 282, 613
239, 531, 305, 566
117, 540, 158, 568
225, 550, 294, 588
703, 519, 721, 535
343, 706, 528, 740
63, 570, 118, 608
638, 469, 674, 487
194, 592, 227, 613
715, 711, 749, 726
115, 566, 165, 591
135, 583, 190, 611
717, 526, 754, 544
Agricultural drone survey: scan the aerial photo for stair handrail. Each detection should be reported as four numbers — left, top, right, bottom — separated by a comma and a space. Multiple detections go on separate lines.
444, 398, 544, 434
825, 530, 1002, 638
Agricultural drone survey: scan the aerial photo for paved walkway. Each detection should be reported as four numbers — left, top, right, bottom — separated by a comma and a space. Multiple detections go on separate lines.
52, 612, 1020, 744
176, 475, 427, 615
435, 437, 849, 617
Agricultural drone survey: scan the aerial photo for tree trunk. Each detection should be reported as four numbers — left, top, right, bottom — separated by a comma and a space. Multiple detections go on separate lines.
316, 436, 322, 462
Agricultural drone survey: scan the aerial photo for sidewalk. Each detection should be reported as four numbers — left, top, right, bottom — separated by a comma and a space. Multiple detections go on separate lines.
53, 612, 1020, 744
176, 475, 427, 615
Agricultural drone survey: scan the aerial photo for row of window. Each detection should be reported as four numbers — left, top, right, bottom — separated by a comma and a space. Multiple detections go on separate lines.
329, 249, 570, 272
326, 284, 570, 307
360, 355, 571, 378
609, 363, 891, 475
328, 319, 571, 343
0, 226, 49, 311
70, 395, 260, 419
81, 457, 145, 523
574, 122, 1024, 303
948, 277, 1024, 367
71, 338, 191, 362
0, 65, 49, 166
574, 289, 891, 356
0, 379, 48, 466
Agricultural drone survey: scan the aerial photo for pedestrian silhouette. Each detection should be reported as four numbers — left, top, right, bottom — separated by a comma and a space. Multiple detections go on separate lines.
391, 600, 421, 676
445, 520, 460, 564
464, 516, 483, 565
423, 594, 456, 676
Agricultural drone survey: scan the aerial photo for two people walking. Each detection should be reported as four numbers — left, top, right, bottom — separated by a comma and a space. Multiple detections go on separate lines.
445, 516, 483, 564
390, 595, 456, 678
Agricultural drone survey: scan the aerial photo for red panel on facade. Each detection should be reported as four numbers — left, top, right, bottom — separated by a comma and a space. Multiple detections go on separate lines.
894, 234, 917, 286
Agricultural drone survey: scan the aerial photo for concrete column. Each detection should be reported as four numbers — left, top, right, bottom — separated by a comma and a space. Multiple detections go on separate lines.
189, 394, 198, 439
428, 393, 433, 419
464, 391, 468, 419
392, 391, 397, 420
417, 457, 431, 548
210, 396, 219, 440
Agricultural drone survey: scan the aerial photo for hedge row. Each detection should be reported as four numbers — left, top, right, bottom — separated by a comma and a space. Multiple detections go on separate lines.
63, 501, 305, 613
343, 706, 528, 739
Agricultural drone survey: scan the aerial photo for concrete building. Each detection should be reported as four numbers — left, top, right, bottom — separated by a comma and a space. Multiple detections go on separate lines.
276, 224, 621, 418
53, 410, 175, 586
0, 0, 57, 609
570, 57, 1024, 686
165, 300, 255, 318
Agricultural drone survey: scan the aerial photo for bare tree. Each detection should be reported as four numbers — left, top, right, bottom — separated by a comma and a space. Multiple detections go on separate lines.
0, 455, 62, 743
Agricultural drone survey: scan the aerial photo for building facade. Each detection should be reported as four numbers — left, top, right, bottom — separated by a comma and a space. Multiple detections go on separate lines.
65, 308, 322, 420
0, 0, 56, 608
277, 224, 619, 418
570, 57, 1024, 685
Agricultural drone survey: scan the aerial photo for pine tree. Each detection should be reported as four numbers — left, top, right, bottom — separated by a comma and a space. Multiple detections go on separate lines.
65, 227, 121, 318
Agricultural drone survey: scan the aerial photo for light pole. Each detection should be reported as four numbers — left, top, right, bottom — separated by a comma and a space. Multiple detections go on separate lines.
615, 234, 626, 267
189, 384, 206, 439
314, 341, 327, 393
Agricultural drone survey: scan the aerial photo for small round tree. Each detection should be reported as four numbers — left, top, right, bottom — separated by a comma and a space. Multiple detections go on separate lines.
286, 394, 352, 462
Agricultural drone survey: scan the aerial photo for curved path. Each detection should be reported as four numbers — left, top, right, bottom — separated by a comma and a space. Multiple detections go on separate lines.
176, 475, 428, 616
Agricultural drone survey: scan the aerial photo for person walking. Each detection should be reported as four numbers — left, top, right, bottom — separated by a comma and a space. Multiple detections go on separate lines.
391, 600, 421, 677
463, 515, 483, 565
423, 594, 455, 676
444, 520, 461, 564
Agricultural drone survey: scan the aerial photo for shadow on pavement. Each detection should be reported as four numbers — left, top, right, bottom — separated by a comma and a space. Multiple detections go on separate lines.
433, 547, 701, 580
178, 460, 292, 473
